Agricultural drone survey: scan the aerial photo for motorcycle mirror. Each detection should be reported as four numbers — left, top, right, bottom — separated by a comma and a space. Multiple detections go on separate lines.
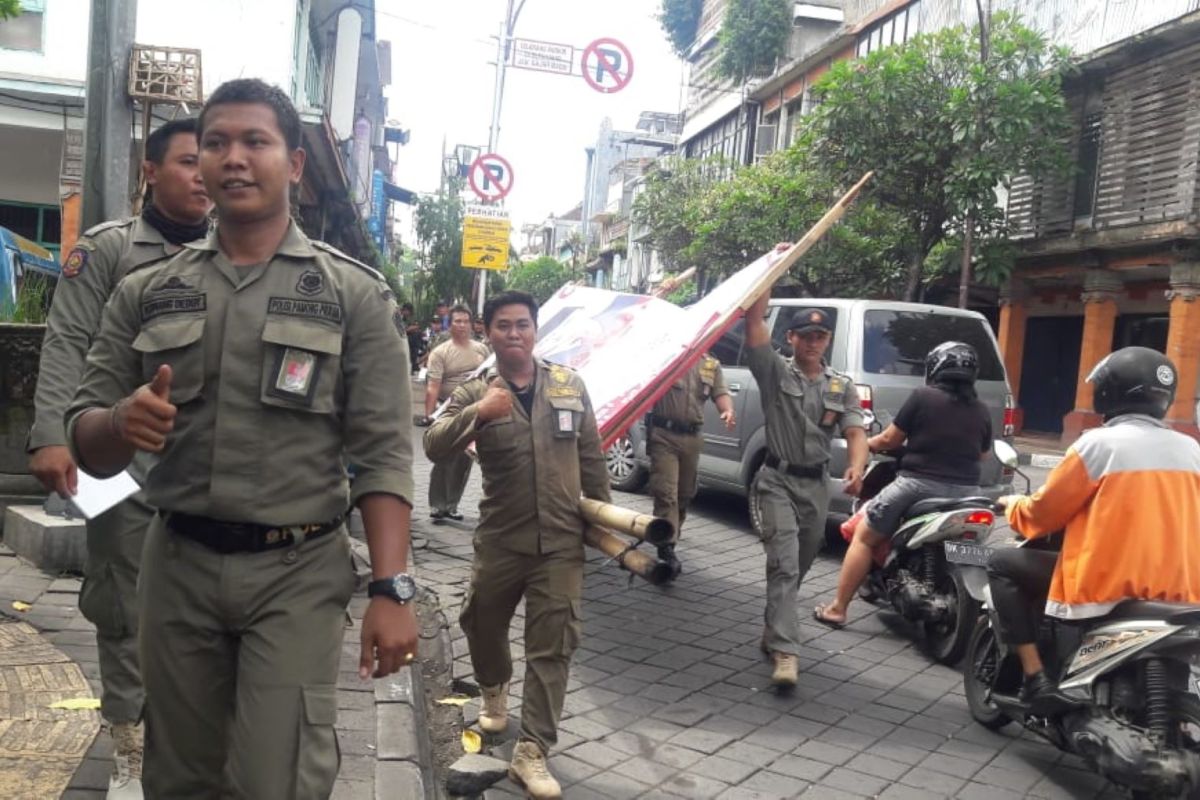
993, 440, 1020, 468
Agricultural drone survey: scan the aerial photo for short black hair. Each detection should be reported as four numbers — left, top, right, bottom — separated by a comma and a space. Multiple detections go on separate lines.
483, 290, 538, 330
145, 118, 198, 164
401, 302, 414, 312
449, 304, 472, 322
436, 300, 450, 308
198, 78, 302, 150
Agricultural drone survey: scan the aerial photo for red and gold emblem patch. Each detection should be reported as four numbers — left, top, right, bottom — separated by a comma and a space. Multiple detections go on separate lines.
61, 246, 90, 279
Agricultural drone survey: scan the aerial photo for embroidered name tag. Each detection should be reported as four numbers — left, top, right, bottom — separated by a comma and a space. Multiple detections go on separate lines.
142, 294, 206, 321
267, 297, 344, 323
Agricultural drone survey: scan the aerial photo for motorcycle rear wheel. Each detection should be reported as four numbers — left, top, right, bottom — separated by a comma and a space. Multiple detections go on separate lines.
1133, 693, 1200, 800
923, 566, 978, 665
963, 615, 1011, 730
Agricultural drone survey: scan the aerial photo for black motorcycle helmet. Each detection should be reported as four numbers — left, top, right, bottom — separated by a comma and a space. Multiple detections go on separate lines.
1087, 346, 1177, 420
925, 341, 979, 385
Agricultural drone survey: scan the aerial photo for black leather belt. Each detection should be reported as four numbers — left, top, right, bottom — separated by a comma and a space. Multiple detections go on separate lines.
163, 512, 344, 554
648, 414, 701, 435
764, 454, 827, 479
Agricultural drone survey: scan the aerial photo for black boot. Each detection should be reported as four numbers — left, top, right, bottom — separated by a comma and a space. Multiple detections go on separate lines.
657, 544, 682, 581
1020, 671, 1082, 716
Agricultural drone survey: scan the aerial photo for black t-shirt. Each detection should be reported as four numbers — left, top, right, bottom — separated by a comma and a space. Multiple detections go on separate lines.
893, 386, 993, 485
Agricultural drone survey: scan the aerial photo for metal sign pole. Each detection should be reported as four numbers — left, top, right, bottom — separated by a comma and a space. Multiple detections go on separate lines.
478, 0, 520, 317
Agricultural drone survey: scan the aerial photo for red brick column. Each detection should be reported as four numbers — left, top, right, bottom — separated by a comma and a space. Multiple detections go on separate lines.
997, 280, 1028, 432
1165, 262, 1200, 439
1062, 270, 1121, 443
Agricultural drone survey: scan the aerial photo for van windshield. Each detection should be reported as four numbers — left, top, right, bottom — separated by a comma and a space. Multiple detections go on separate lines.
863, 310, 1005, 380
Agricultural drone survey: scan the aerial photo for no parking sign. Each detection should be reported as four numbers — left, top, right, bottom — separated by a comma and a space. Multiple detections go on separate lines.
580, 37, 634, 94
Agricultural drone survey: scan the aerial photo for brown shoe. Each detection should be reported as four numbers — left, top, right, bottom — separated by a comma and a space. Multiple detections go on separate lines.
509, 739, 562, 799
771, 652, 798, 687
479, 682, 509, 734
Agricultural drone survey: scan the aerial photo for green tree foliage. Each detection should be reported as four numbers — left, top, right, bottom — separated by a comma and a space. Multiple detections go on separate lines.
506, 256, 573, 305
0, 1, 21, 21
658, 0, 703, 59
717, 0, 792, 83
633, 149, 913, 297
806, 12, 1072, 299
413, 181, 474, 308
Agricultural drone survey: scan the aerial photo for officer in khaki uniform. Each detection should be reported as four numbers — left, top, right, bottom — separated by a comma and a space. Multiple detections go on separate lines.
646, 354, 735, 577
744, 289, 868, 688
424, 290, 609, 800
28, 117, 211, 799
424, 304, 490, 520
66, 79, 418, 800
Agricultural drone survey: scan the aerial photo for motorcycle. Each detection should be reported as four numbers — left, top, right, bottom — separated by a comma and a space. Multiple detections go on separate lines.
848, 410, 1000, 665
954, 441, 1200, 799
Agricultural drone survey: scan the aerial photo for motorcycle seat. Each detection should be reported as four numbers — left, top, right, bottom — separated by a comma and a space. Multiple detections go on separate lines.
906, 496, 993, 517
1100, 600, 1200, 624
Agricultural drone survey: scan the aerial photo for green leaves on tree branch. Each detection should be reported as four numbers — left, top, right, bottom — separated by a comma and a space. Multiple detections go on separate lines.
717, 0, 792, 83
658, 0, 703, 59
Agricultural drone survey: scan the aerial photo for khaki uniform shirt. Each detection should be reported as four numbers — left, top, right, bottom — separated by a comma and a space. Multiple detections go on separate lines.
652, 355, 729, 425
746, 343, 864, 467
66, 222, 414, 525
423, 359, 610, 555
30, 217, 187, 450
427, 339, 491, 401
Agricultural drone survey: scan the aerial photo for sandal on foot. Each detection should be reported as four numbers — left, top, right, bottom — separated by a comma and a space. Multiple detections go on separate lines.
812, 604, 846, 630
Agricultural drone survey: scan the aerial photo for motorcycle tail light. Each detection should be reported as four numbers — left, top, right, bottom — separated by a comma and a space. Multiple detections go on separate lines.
965, 511, 994, 526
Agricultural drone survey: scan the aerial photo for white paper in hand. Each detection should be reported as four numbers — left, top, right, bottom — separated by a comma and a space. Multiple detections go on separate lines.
70, 470, 140, 519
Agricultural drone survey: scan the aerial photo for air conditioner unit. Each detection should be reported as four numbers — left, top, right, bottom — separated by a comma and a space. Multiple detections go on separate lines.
755, 125, 777, 157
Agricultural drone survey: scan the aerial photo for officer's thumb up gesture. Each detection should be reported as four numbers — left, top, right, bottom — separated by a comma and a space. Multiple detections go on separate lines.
112, 364, 178, 453
476, 377, 513, 422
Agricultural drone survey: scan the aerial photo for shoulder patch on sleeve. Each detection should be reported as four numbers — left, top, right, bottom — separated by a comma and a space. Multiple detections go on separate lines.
61, 242, 94, 278
310, 240, 386, 282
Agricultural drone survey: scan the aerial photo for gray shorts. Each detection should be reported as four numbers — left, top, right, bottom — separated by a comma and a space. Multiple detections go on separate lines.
865, 474, 980, 537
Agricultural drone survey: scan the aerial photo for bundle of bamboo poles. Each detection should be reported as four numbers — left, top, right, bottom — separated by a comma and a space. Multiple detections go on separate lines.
579, 498, 675, 585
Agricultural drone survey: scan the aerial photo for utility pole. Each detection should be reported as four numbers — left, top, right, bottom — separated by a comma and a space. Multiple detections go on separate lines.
82, 0, 137, 230
477, 0, 524, 316
959, 0, 992, 309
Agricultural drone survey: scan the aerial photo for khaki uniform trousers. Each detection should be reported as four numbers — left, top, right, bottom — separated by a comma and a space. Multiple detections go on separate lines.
138, 516, 356, 800
750, 466, 829, 656
428, 448, 473, 515
647, 425, 703, 540
80, 496, 151, 724
460, 542, 583, 754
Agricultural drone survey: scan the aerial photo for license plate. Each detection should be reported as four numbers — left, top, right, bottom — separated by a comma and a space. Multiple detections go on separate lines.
945, 541, 992, 566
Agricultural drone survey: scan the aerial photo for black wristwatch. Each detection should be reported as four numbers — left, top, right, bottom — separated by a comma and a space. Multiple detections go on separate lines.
367, 573, 417, 605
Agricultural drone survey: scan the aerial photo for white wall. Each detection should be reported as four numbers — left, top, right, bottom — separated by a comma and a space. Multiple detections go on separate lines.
0, 0, 88, 86
0, 125, 66, 205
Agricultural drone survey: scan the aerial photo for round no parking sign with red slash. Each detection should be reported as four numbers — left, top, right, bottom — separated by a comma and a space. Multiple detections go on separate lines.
467, 153, 514, 203
581, 37, 634, 94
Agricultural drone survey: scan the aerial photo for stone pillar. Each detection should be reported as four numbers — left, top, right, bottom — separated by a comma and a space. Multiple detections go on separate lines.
997, 279, 1029, 432
1063, 270, 1121, 442
1165, 261, 1200, 438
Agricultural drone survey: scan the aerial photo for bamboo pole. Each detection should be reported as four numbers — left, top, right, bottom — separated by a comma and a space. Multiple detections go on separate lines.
579, 498, 674, 546
583, 525, 674, 585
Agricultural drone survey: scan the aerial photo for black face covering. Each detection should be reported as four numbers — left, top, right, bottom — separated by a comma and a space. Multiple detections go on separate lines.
141, 202, 210, 246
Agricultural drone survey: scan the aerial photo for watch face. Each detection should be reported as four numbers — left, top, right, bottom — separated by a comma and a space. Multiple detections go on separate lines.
392, 574, 417, 602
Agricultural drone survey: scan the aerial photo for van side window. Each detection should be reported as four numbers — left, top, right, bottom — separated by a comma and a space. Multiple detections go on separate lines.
863, 310, 1005, 380
710, 319, 745, 367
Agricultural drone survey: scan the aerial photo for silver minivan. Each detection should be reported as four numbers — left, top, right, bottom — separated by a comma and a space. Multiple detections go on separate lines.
606, 298, 1015, 524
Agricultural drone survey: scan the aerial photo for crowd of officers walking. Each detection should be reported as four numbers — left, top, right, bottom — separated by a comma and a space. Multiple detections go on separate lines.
24, 75, 871, 800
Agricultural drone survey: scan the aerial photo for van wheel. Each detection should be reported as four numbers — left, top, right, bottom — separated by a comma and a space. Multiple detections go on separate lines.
606, 436, 647, 493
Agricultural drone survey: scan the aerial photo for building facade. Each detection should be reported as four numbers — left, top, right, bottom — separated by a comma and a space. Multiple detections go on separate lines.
0, 0, 406, 266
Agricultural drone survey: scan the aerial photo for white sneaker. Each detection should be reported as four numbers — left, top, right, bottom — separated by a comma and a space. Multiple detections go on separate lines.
107, 721, 144, 799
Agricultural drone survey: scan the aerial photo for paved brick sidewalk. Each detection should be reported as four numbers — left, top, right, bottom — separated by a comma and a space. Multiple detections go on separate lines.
0, 529, 422, 800
408, 453, 1122, 800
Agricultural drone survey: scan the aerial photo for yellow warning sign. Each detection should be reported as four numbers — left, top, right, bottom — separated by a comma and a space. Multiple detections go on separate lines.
461, 206, 511, 270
